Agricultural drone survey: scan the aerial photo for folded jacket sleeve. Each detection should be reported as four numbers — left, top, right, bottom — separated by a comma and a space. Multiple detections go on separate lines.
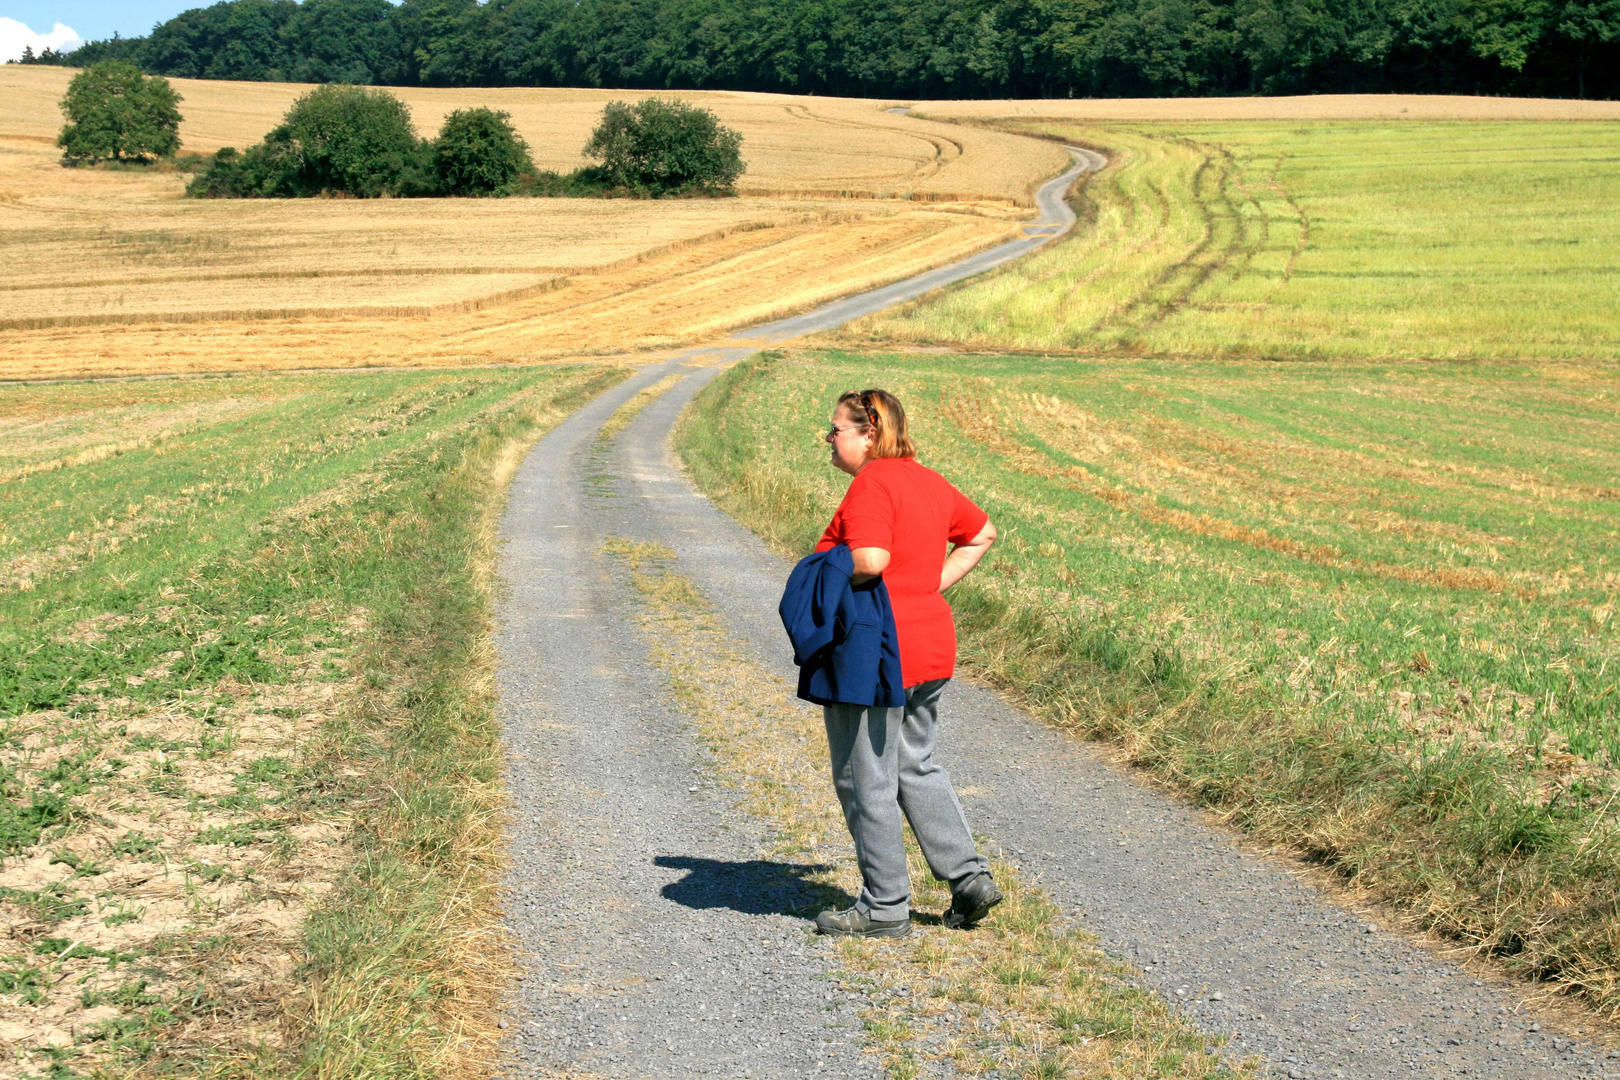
779, 547, 852, 666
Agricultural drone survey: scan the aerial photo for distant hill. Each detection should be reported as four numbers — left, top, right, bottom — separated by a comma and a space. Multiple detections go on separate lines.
26, 0, 1618, 100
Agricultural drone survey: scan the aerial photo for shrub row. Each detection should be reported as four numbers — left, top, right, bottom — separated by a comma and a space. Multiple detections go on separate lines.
186, 84, 745, 199
187, 85, 743, 199
185, 85, 528, 197
54, 63, 745, 199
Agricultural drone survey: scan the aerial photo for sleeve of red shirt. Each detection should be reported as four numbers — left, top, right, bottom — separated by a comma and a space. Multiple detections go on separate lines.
814, 509, 840, 552
838, 471, 897, 552
946, 482, 989, 545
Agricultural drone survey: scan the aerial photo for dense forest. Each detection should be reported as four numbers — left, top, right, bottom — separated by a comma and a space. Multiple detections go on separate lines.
27, 0, 1620, 99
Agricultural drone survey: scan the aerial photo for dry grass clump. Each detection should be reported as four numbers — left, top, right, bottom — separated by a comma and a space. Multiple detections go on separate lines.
602, 537, 1251, 1080
595, 373, 687, 442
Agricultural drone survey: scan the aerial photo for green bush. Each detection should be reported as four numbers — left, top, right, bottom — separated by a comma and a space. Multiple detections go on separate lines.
189, 84, 429, 198
432, 107, 534, 196
57, 61, 183, 164
274, 84, 429, 197
582, 98, 745, 197
185, 144, 285, 198
511, 169, 612, 197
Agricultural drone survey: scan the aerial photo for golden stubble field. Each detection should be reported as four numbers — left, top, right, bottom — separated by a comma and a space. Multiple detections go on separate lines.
5, 68, 1613, 382
0, 67, 1068, 380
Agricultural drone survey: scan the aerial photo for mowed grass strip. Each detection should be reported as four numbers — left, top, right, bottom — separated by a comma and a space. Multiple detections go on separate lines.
676, 350, 1620, 1016
602, 538, 1252, 1080
0, 363, 625, 1077
852, 119, 1620, 361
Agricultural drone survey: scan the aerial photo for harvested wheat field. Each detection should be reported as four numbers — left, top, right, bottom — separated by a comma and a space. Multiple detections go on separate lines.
3, 67, 1063, 203
0, 67, 1065, 380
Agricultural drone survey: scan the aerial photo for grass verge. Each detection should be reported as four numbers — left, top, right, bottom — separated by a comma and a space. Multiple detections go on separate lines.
602, 537, 1253, 1079
0, 364, 626, 1077
673, 349, 1620, 1020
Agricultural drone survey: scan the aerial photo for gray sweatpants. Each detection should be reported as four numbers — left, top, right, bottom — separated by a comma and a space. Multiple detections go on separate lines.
823, 679, 987, 920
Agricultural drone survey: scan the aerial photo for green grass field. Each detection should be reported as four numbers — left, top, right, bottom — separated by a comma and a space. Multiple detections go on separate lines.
678, 348, 1620, 1013
0, 364, 622, 1077
738, 117, 1620, 1014
853, 120, 1620, 361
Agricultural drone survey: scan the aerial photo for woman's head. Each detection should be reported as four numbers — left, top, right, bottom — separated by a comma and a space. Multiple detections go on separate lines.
825, 388, 915, 475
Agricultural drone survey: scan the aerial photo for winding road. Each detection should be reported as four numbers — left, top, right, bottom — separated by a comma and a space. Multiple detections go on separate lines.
493, 147, 1611, 1079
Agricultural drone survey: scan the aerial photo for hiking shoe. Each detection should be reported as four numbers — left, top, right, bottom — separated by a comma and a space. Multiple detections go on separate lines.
814, 905, 912, 938
944, 871, 1002, 929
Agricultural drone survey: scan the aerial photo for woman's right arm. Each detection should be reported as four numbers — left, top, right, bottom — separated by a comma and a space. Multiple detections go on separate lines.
940, 519, 996, 592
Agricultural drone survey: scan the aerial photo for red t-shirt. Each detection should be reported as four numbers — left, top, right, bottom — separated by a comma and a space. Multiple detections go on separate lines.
815, 457, 989, 687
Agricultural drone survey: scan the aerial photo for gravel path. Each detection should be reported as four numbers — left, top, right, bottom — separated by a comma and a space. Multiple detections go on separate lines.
495, 367, 880, 1078
494, 146, 1615, 1079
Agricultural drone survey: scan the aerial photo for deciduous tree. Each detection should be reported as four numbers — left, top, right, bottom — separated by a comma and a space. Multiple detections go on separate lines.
583, 98, 745, 196
56, 61, 183, 163
432, 107, 533, 194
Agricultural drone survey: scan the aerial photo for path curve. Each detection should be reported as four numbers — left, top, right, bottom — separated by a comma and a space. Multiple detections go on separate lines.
494, 144, 1610, 1079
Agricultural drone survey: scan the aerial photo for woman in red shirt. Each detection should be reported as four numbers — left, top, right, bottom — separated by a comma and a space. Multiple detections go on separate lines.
813, 388, 1000, 938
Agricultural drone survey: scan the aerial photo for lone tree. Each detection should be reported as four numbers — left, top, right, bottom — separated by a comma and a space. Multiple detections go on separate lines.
57, 61, 183, 163
432, 108, 533, 196
583, 98, 744, 197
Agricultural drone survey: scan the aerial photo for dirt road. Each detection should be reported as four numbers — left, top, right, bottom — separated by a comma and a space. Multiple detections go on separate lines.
494, 149, 1612, 1078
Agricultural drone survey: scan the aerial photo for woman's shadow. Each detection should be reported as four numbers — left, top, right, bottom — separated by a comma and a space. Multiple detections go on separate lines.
654, 855, 854, 917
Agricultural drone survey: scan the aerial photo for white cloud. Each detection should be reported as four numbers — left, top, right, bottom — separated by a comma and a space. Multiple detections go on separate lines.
0, 18, 82, 64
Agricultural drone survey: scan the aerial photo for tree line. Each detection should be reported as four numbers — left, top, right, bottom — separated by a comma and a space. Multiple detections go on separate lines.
22, 0, 1619, 100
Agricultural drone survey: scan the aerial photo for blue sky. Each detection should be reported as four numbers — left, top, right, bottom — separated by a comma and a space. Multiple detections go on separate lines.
4, 3, 220, 44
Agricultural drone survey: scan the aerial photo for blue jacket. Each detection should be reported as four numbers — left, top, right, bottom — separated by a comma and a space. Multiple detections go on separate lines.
779, 545, 905, 708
